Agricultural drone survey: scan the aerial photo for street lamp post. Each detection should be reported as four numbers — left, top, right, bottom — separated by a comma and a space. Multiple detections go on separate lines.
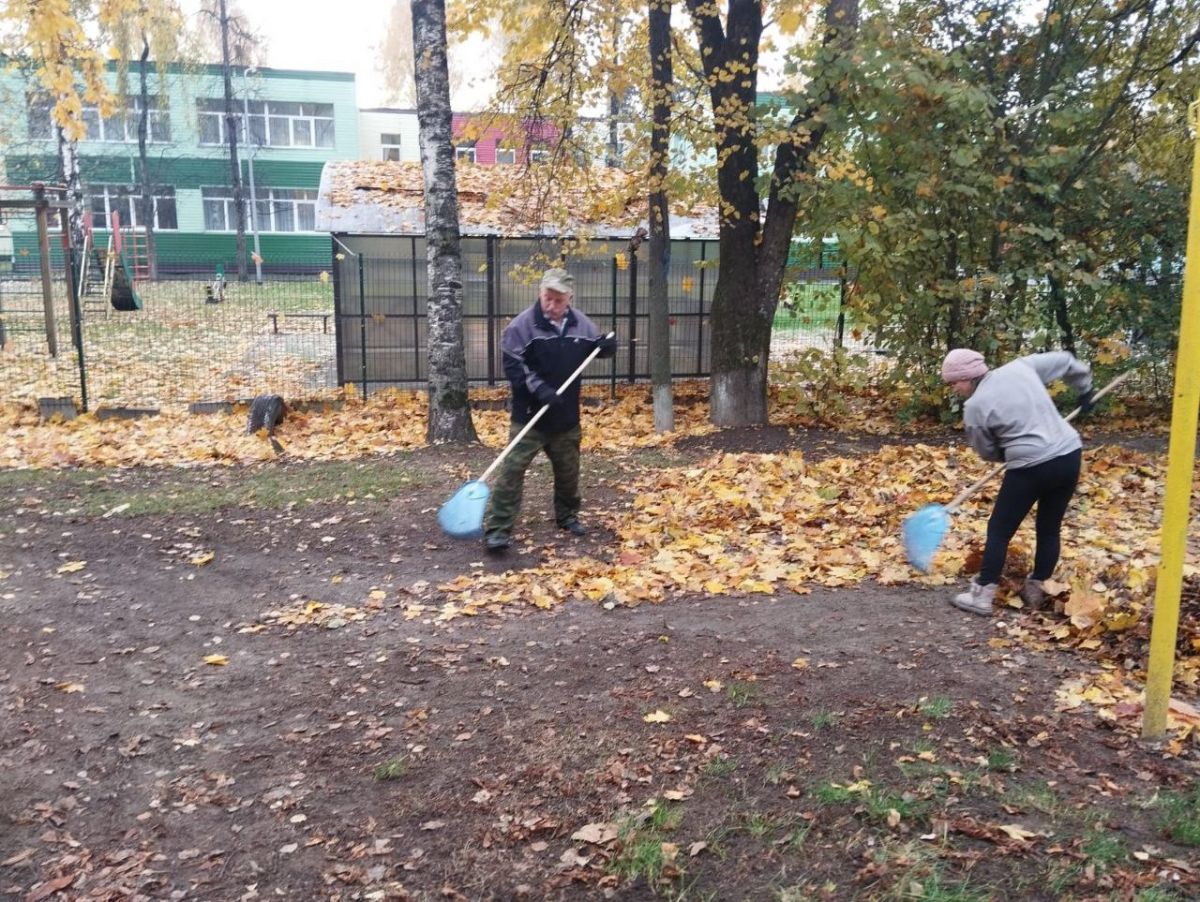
241, 66, 263, 285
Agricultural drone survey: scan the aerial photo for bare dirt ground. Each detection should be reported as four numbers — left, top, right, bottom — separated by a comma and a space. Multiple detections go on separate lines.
1, 428, 1197, 901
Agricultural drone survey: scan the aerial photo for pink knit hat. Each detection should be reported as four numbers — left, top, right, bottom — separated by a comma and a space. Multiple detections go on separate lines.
941, 348, 988, 383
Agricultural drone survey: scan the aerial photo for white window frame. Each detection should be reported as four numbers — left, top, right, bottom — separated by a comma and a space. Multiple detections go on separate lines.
198, 99, 335, 148
29, 95, 170, 143
89, 184, 177, 230
529, 147, 551, 164
380, 133, 402, 161
494, 146, 516, 165
201, 186, 317, 233
455, 144, 476, 163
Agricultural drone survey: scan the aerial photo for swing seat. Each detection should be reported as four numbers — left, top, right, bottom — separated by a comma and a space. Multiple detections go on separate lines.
110, 252, 143, 312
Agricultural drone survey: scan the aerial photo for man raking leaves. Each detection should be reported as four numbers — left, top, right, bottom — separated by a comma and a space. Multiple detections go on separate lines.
437, 268, 617, 549
905, 349, 1128, 616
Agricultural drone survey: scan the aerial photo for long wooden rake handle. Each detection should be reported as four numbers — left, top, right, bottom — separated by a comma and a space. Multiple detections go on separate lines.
477, 332, 615, 484
944, 369, 1134, 513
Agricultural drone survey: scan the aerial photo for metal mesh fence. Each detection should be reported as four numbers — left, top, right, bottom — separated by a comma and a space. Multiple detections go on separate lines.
2, 219, 854, 412
334, 235, 722, 394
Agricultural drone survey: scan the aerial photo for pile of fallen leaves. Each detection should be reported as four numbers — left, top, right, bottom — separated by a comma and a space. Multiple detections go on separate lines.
427, 442, 1200, 743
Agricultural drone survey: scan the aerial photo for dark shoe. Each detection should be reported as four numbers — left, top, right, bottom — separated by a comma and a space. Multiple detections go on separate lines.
485, 533, 510, 553
559, 518, 586, 537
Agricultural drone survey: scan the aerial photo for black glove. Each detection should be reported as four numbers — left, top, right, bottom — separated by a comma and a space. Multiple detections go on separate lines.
534, 383, 562, 409
596, 334, 618, 357
1077, 388, 1095, 417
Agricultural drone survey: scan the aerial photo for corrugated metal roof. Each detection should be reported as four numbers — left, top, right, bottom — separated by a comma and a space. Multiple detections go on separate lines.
316, 159, 718, 239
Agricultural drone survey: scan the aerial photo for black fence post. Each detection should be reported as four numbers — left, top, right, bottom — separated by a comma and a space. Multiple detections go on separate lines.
610, 254, 618, 398
486, 236, 496, 386
696, 241, 707, 376
332, 237, 345, 388
62, 225, 88, 412
627, 249, 637, 382
358, 253, 368, 397
836, 258, 847, 349
410, 236, 420, 382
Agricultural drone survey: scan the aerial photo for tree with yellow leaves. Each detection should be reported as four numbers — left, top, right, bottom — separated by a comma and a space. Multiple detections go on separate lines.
455, 1, 860, 427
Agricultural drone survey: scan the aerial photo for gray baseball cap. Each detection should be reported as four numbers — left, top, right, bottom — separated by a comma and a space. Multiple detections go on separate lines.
540, 267, 574, 294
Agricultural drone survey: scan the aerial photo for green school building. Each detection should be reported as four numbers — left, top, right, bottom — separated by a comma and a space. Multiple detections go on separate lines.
0, 62, 359, 275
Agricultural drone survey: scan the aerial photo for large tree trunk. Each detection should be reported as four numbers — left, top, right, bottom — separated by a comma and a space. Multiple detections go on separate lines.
412, 0, 478, 443
218, 0, 247, 281
56, 127, 85, 254
136, 37, 158, 281
646, 0, 673, 433
686, 0, 859, 426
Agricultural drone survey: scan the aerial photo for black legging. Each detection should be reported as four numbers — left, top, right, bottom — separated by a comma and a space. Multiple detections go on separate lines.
979, 448, 1082, 585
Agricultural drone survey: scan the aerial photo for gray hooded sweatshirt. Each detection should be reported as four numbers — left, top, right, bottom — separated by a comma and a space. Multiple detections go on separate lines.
963, 351, 1093, 469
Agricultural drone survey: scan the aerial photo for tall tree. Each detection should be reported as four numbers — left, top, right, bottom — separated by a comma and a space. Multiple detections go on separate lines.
197, 0, 260, 281
1, 0, 139, 250
684, 0, 859, 425
799, 0, 1200, 407
112, 0, 184, 281
412, 0, 477, 442
460, 0, 861, 426
646, 0, 674, 432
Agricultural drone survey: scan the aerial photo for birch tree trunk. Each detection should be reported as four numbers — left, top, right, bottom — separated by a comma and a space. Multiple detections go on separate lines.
647, 0, 674, 432
218, 0, 247, 281
136, 37, 159, 280
412, 0, 477, 443
56, 127, 85, 255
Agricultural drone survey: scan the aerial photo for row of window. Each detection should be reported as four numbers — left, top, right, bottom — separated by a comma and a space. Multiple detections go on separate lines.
378, 135, 552, 164
85, 184, 318, 233
29, 97, 171, 143
196, 99, 335, 148
27, 97, 335, 149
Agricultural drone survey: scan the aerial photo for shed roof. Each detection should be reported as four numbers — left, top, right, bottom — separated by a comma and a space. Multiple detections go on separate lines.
316, 160, 717, 240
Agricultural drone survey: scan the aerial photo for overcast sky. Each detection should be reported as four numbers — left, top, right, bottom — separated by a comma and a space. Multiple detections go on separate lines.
181, 0, 494, 109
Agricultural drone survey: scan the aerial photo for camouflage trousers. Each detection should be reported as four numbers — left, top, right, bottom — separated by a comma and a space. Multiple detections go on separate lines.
484, 423, 582, 539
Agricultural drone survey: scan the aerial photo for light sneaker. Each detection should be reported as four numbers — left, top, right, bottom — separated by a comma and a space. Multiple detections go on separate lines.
1019, 577, 1047, 611
951, 581, 998, 616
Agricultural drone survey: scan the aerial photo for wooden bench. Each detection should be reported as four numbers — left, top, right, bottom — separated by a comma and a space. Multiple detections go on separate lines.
267, 312, 333, 334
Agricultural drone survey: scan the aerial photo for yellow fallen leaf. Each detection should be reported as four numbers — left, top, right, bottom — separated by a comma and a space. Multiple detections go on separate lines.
643, 710, 672, 724
203, 654, 229, 666
997, 824, 1039, 842
190, 551, 215, 566
791, 657, 810, 670
703, 680, 723, 692
56, 560, 86, 574
55, 682, 85, 693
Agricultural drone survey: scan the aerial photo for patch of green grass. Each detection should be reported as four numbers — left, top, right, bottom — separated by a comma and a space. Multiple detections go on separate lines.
917, 696, 953, 719
1047, 826, 1129, 895
744, 812, 774, 839
726, 680, 761, 708
987, 745, 1018, 772
1156, 784, 1200, 846
781, 822, 811, 852
1082, 827, 1129, 868
1134, 888, 1188, 902
809, 710, 839, 730
764, 762, 789, 786
609, 802, 683, 887
703, 755, 737, 779
0, 459, 422, 518
890, 869, 993, 902
863, 788, 932, 827
372, 756, 409, 781
812, 781, 856, 806
1010, 780, 1062, 818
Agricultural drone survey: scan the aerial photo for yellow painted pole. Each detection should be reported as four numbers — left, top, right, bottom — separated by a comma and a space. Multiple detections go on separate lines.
1142, 98, 1200, 739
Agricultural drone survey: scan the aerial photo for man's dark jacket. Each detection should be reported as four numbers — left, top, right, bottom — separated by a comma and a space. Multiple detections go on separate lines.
501, 302, 615, 433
